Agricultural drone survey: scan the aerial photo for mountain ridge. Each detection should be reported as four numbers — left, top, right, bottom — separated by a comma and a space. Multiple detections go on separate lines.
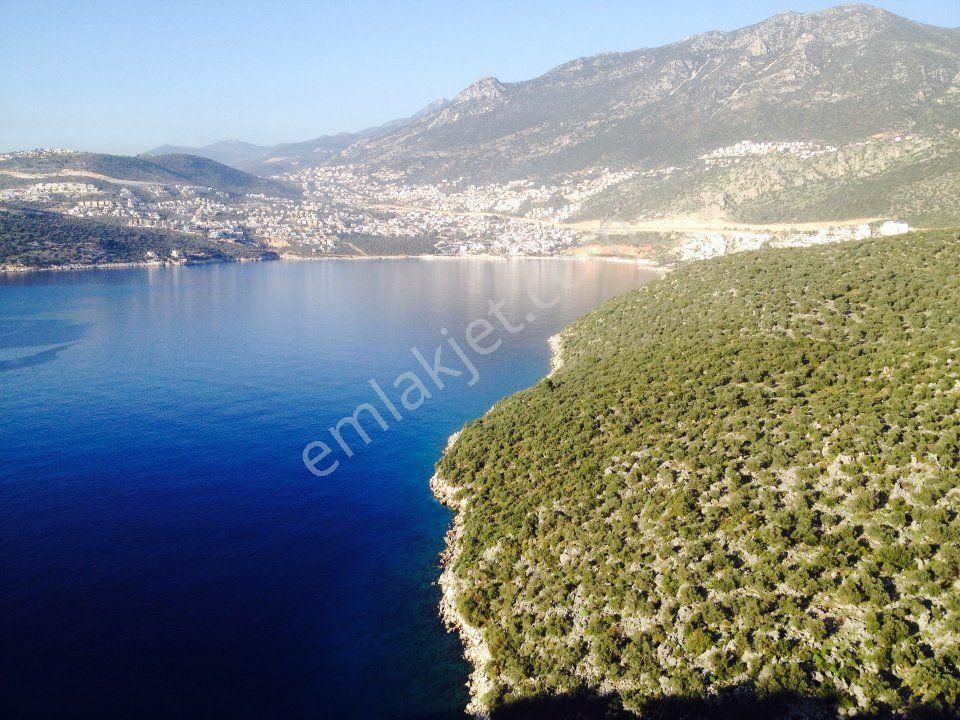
145, 98, 450, 174
338, 4, 960, 183
0, 150, 297, 197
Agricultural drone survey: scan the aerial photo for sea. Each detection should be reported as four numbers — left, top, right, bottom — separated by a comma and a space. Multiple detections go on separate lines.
0, 257, 658, 719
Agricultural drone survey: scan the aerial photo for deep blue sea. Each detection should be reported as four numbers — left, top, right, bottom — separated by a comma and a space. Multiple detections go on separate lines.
0, 258, 656, 719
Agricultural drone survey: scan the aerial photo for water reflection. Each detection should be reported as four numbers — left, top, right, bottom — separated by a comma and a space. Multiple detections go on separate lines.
0, 342, 79, 372
0, 318, 89, 349
0, 318, 88, 371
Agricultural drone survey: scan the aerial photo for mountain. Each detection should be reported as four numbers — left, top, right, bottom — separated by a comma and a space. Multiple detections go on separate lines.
341, 5, 960, 184
147, 140, 276, 170
147, 154, 299, 196
148, 136, 357, 174
146, 98, 450, 174
436, 227, 960, 716
0, 150, 297, 197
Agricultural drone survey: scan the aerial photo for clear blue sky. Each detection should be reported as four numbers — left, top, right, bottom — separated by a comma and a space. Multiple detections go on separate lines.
1, 0, 957, 154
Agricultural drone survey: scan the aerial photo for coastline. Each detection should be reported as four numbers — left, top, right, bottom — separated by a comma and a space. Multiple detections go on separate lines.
0, 255, 279, 275
283, 251, 669, 268
1, 253, 670, 276
430, 333, 567, 716
430, 430, 495, 717
0, 259, 174, 274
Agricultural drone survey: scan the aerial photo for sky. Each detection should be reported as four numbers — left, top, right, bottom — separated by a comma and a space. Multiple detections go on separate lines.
2, 0, 958, 154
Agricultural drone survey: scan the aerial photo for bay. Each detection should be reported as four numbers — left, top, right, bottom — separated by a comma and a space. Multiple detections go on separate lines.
0, 258, 657, 719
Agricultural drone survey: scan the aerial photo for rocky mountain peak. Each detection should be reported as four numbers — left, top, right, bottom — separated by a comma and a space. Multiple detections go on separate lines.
683, 5, 901, 60
415, 97, 451, 116
454, 76, 506, 104
755, 3, 896, 39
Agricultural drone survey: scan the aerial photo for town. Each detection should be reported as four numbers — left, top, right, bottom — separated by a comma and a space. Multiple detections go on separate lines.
0, 139, 913, 264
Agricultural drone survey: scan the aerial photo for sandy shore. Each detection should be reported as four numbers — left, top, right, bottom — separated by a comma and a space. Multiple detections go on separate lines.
3, 252, 670, 275
282, 251, 668, 268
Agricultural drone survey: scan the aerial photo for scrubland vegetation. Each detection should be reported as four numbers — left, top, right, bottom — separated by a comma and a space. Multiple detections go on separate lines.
438, 229, 960, 716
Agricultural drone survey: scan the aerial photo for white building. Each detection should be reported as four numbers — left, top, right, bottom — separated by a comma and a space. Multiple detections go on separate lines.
879, 221, 910, 237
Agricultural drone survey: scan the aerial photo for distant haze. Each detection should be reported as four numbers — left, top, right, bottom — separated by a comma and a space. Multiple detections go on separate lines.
1, 0, 958, 154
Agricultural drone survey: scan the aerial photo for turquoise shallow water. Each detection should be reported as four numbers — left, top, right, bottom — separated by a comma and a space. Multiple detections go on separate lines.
0, 258, 657, 719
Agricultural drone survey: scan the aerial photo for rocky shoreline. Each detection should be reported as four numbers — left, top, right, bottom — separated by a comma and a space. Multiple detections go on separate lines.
431, 333, 567, 716
430, 430, 496, 717
0, 259, 173, 274
547, 333, 564, 377
0, 254, 280, 274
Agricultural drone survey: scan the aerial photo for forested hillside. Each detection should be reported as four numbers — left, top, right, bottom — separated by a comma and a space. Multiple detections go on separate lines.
0, 208, 274, 269
437, 229, 960, 716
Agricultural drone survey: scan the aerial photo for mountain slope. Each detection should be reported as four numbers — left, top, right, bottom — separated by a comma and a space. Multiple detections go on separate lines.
437, 228, 960, 716
0, 151, 296, 197
576, 132, 960, 226
148, 140, 276, 170
342, 5, 960, 182
146, 98, 450, 174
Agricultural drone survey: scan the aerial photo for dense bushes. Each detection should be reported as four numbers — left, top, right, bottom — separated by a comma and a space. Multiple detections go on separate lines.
439, 230, 960, 715
0, 208, 266, 268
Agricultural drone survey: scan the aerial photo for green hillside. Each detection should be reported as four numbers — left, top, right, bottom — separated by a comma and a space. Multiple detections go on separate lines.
437, 229, 960, 716
0, 208, 274, 269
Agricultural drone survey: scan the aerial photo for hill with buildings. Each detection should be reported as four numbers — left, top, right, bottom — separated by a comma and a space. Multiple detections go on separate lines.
329, 5, 960, 228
